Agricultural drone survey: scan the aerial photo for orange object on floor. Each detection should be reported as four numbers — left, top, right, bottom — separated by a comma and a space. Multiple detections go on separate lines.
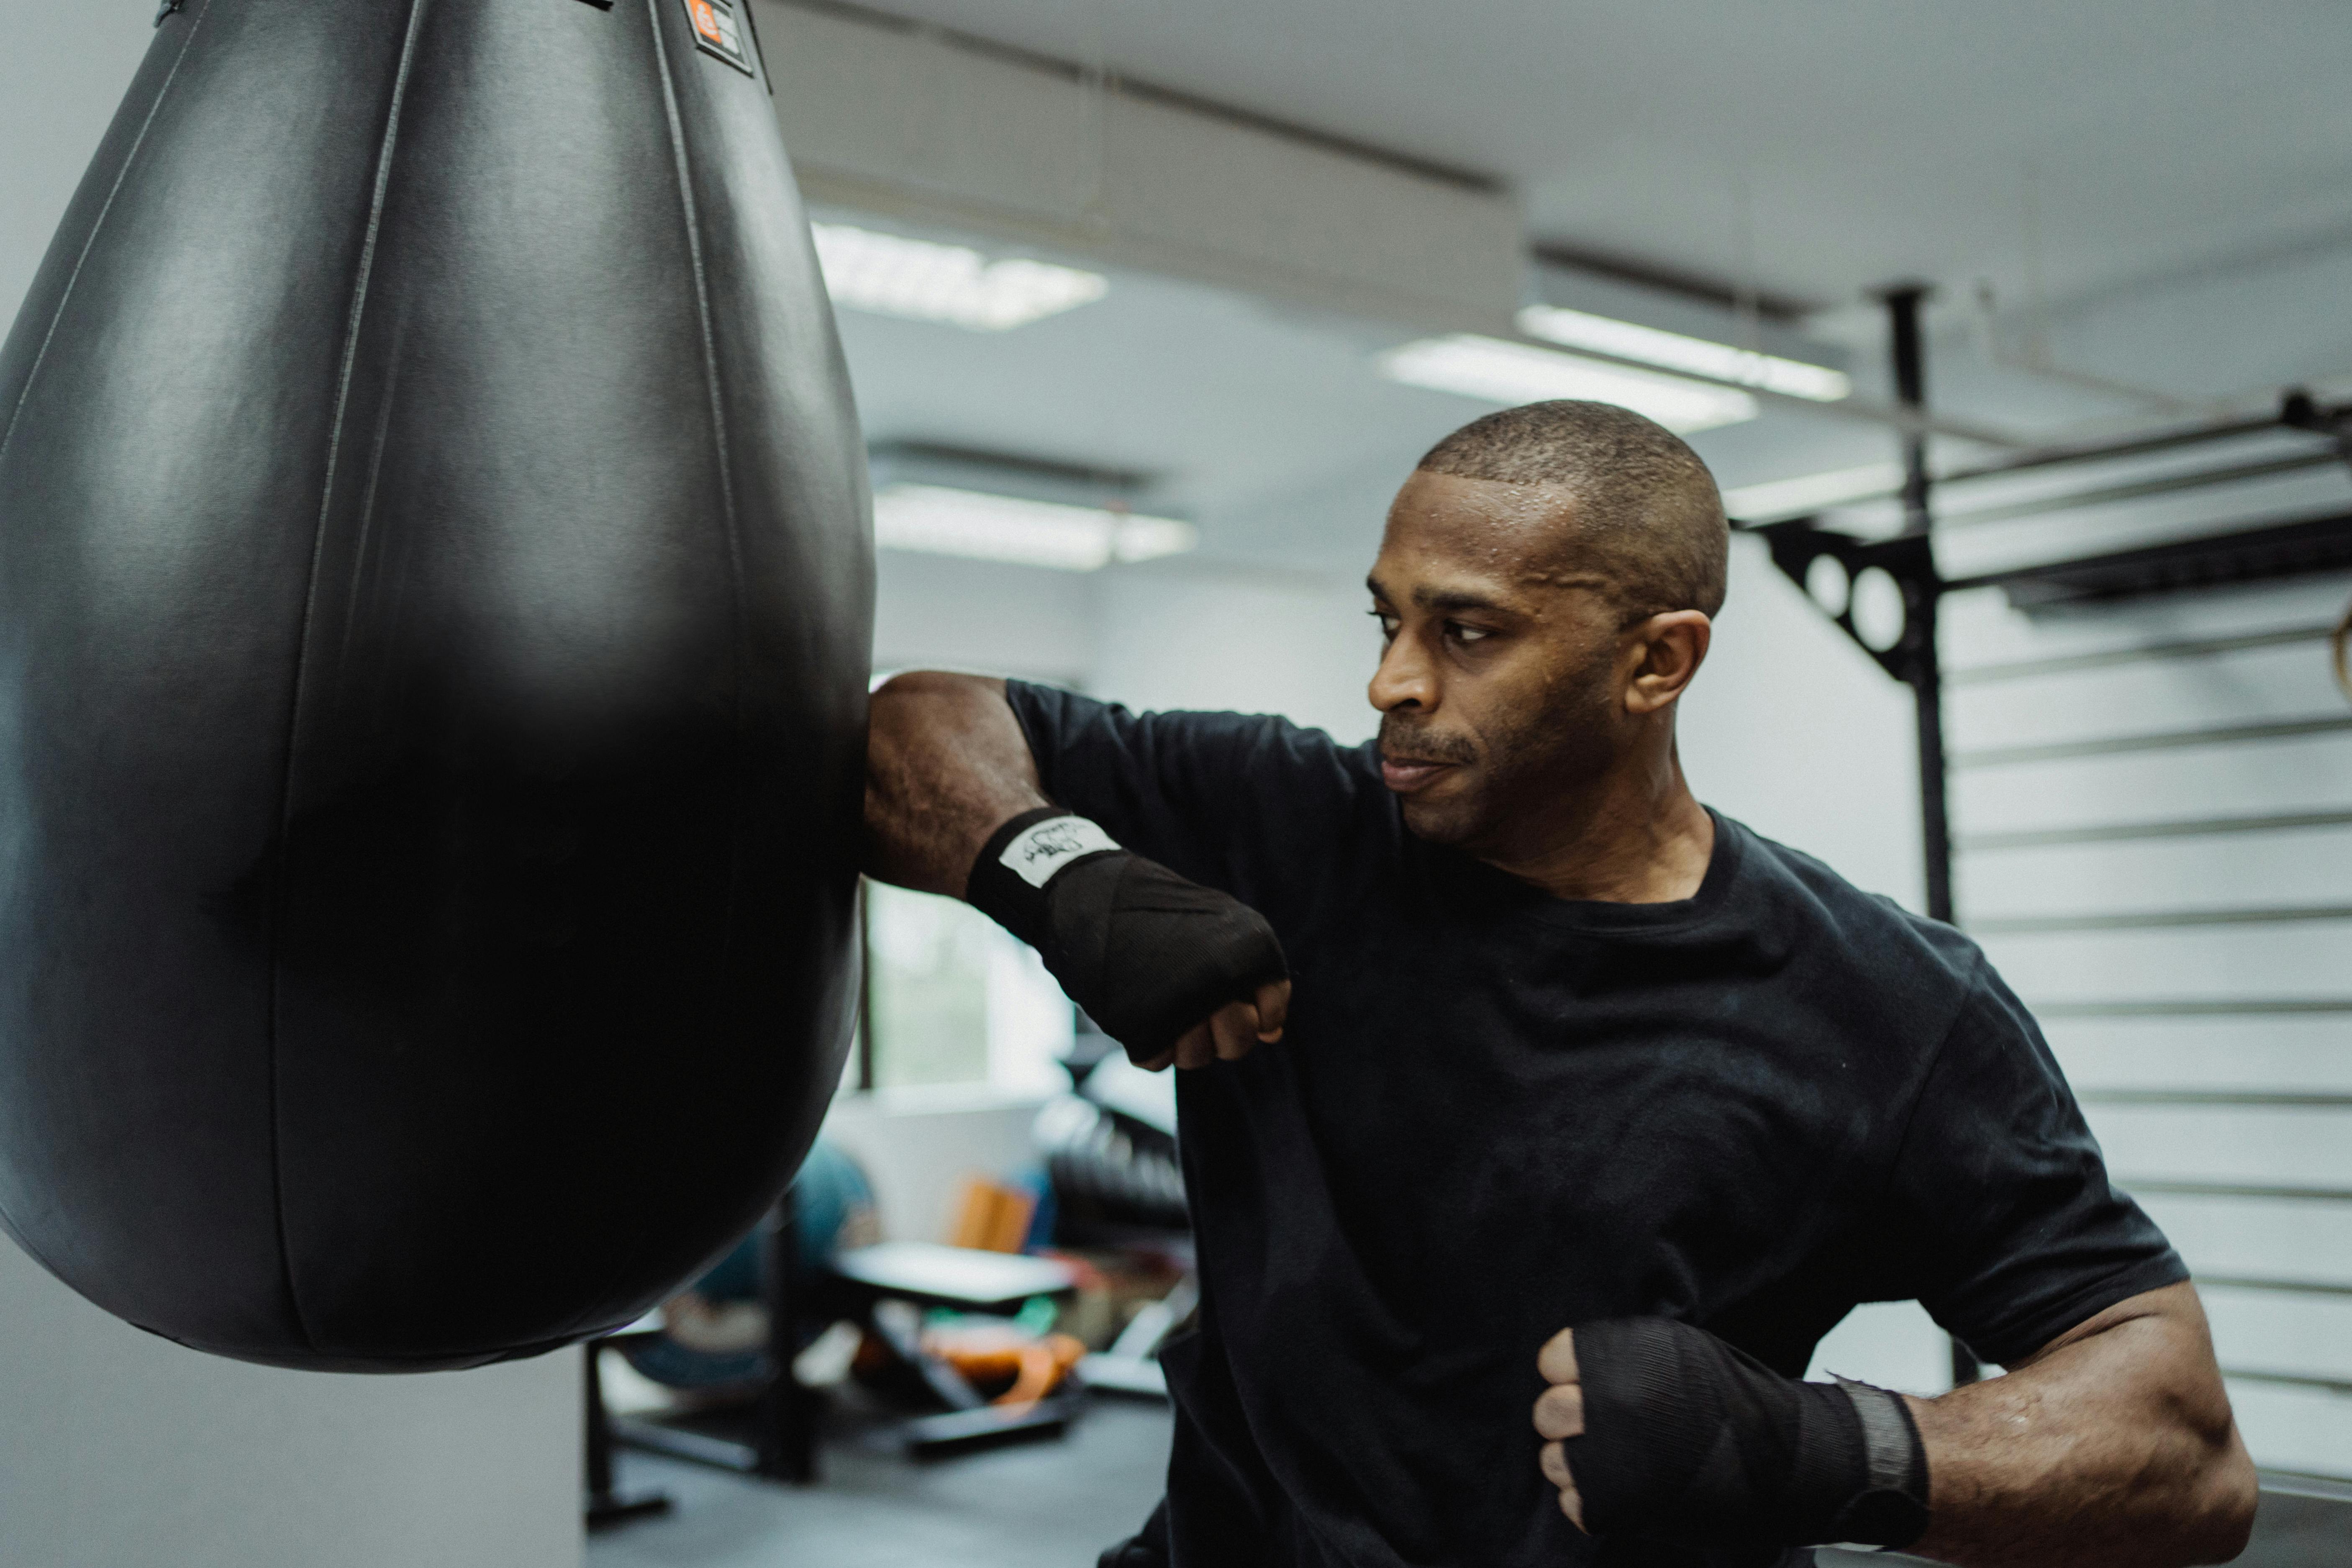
924, 1322, 1086, 1405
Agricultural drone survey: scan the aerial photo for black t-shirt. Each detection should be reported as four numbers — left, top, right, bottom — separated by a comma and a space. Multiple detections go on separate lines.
1003, 682, 2185, 1568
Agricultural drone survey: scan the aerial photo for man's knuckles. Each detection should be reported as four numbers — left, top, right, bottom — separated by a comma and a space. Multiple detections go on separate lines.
1536, 1327, 1581, 1385
1539, 1441, 1575, 1489
1174, 1026, 1217, 1070
1083, 867, 1286, 1060
1149, 1000, 1273, 1071
1538, 1448, 1589, 1531
1532, 1382, 1585, 1440
1211, 1002, 1264, 1061
1253, 980, 1291, 1040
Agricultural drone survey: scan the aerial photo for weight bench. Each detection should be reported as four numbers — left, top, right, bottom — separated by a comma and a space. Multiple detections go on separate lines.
830, 1241, 1083, 1456
594, 1227, 1082, 1493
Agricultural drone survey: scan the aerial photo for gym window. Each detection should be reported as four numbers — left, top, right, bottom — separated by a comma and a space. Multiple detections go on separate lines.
854, 880, 1073, 1099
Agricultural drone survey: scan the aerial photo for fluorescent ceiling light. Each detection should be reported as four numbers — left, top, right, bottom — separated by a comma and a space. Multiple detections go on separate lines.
812, 223, 1108, 331
1378, 335, 1759, 434
1720, 462, 1906, 520
873, 483, 1196, 572
1517, 305, 1851, 403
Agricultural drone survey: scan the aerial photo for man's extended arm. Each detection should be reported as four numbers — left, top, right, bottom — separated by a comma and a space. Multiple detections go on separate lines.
863, 671, 1289, 1070
864, 671, 1045, 897
1534, 1281, 2256, 1568
1900, 1281, 2255, 1568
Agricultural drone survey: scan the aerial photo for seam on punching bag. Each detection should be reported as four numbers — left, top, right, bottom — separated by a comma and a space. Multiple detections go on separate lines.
336, 331, 408, 679
266, 0, 433, 1355
578, 0, 763, 1340
528, 1, 759, 1337
0, 0, 213, 475
645, 0, 753, 943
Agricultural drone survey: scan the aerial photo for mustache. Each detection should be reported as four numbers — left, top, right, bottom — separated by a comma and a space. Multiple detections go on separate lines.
1377, 715, 1477, 766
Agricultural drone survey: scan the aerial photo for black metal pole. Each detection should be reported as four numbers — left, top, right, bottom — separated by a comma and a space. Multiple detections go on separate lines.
585, 1341, 618, 1500
1909, 602, 1954, 932
1876, 282, 1955, 928
584, 1341, 673, 1528
1884, 287, 1931, 538
755, 1200, 821, 1482
1877, 285, 1978, 1390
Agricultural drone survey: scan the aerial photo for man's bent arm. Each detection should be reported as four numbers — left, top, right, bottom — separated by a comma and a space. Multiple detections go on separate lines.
862, 672, 1290, 1070
864, 672, 1045, 896
1904, 1283, 2256, 1568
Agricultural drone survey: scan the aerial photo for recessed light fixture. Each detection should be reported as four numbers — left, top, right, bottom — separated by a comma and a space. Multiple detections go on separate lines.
1720, 462, 1906, 520
873, 484, 1197, 572
1378, 334, 1759, 434
811, 223, 1108, 331
1518, 304, 1852, 403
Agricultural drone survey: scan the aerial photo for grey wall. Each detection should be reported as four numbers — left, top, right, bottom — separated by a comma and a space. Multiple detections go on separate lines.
0, 5, 146, 321
0, 1234, 582, 1568
1945, 566, 2352, 1478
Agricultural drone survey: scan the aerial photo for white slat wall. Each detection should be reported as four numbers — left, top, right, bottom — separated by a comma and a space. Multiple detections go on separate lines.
1945, 568, 2352, 1481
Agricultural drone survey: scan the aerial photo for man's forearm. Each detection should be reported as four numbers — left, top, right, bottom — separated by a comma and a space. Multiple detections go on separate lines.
1902, 1284, 2256, 1568
864, 672, 1046, 896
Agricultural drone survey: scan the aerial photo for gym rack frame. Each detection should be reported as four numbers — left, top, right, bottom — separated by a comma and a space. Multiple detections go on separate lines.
1747, 288, 2352, 1393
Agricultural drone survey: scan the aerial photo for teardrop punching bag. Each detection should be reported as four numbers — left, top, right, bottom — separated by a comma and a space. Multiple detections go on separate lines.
0, 0, 872, 1370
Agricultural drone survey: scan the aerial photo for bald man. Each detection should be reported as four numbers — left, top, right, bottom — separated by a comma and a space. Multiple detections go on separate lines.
863, 402, 2255, 1568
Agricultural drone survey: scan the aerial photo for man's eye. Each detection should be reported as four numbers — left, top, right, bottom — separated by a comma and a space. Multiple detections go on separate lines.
1448, 622, 1493, 644
1370, 611, 1400, 638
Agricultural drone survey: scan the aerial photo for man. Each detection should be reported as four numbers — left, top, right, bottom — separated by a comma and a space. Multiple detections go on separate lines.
863, 401, 2256, 1568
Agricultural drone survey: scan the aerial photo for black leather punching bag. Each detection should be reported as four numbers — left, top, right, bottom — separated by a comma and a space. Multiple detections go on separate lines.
0, 0, 871, 1370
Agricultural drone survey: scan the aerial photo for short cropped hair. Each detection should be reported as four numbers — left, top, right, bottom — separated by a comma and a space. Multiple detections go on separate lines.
1416, 400, 1729, 618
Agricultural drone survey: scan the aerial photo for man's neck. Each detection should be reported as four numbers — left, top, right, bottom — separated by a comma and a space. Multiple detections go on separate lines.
1477, 750, 1716, 904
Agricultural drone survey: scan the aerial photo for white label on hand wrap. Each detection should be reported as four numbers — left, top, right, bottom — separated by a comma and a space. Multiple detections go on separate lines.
999, 816, 1120, 890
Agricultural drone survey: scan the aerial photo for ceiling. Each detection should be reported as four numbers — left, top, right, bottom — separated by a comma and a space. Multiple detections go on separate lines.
820, 0, 2352, 570
11, 3, 2352, 581
844, 0, 2352, 317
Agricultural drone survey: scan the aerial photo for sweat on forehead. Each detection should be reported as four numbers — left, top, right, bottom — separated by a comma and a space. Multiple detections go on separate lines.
1412, 399, 1730, 618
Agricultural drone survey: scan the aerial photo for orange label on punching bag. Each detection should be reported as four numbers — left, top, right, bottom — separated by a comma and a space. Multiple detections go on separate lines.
685, 0, 756, 76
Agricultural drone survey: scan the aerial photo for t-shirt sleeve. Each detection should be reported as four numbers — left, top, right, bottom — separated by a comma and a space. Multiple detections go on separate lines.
1890, 963, 2188, 1367
999, 680, 1382, 911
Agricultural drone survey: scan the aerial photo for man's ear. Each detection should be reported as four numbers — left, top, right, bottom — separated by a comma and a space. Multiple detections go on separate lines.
1625, 611, 1711, 714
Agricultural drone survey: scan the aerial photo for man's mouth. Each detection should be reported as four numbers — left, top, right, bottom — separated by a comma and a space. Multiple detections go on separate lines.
1379, 754, 1459, 793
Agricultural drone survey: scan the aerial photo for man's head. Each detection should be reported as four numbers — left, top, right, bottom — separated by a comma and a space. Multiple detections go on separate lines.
1366, 400, 1728, 858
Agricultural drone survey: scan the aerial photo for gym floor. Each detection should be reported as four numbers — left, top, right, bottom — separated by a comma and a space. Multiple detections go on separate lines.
588, 1396, 1172, 1568
588, 1391, 2344, 1568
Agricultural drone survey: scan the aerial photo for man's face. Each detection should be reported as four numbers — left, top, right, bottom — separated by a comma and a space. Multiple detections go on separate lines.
1366, 471, 1631, 852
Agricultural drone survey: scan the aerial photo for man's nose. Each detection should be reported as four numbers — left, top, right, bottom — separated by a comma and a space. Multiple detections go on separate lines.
1369, 634, 1435, 713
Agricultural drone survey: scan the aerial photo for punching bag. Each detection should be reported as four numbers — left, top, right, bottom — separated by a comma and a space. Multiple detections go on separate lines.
0, 0, 871, 1370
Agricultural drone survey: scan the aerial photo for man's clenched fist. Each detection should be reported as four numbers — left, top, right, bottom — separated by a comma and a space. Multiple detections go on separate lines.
1533, 1318, 1931, 1552
966, 808, 1290, 1070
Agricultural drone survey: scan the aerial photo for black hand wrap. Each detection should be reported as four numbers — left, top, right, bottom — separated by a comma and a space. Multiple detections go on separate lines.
1565, 1318, 1931, 1551
966, 808, 1288, 1064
